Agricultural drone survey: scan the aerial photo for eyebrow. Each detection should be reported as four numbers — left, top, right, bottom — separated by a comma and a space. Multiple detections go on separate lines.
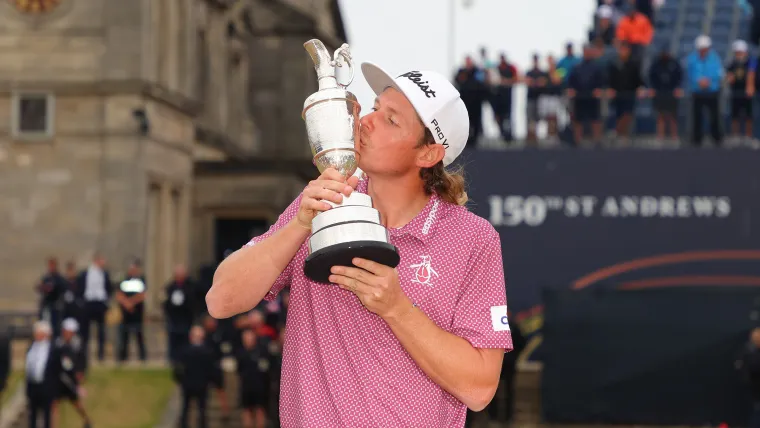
373, 97, 401, 117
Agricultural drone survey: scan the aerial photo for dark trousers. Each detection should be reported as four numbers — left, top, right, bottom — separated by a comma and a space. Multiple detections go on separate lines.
168, 329, 190, 363
180, 389, 208, 428
691, 92, 722, 145
28, 398, 52, 428
118, 322, 146, 361
751, 401, 760, 428
82, 301, 108, 366
486, 366, 517, 422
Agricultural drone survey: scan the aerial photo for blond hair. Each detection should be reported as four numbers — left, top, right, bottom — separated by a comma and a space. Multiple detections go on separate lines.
417, 128, 468, 206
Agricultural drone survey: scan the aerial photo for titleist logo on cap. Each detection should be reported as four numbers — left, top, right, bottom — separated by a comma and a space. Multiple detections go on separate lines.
398, 71, 436, 98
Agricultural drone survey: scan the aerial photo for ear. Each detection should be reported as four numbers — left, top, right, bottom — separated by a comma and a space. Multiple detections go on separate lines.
416, 143, 445, 169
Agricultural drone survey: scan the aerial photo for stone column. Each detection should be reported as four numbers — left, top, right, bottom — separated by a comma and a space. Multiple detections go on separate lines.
166, 1, 180, 93
175, 184, 191, 266
160, 182, 174, 287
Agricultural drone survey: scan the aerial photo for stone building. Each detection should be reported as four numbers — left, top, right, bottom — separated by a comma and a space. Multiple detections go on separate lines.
0, 0, 347, 314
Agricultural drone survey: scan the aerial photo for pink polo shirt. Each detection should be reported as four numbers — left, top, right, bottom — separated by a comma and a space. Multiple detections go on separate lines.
245, 178, 513, 428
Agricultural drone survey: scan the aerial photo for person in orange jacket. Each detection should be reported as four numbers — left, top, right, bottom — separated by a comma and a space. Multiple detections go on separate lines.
616, 4, 653, 59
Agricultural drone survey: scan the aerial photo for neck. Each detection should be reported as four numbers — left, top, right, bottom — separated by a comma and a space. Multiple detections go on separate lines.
367, 174, 431, 229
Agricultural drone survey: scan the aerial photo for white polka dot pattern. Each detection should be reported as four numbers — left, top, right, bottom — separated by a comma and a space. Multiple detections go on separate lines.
246, 178, 513, 428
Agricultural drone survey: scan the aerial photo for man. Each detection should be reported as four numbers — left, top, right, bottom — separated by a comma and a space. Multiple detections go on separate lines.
567, 44, 606, 145
36, 257, 66, 338
0, 324, 10, 404
686, 35, 724, 146
116, 259, 147, 362
173, 325, 215, 428
647, 47, 683, 142
606, 41, 645, 142
201, 314, 231, 422
77, 253, 113, 366
61, 261, 86, 333
207, 61, 512, 427
726, 40, 754, 142
525, 53, 549, 143
236, 329, 273, 428
615, 3, 653, 60
25, 321, 61, 428
163, 264, 199, 362
494, 53, 518, 142
453, 56, 486, 148
593, 5, 617, 46
52, 318, 92, 428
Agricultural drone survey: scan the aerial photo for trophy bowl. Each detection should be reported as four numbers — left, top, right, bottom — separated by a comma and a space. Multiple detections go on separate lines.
301, 39, 400, 283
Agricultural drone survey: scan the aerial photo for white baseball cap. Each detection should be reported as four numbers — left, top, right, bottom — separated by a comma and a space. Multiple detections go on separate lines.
597, 5, 613, 19
360, 62, 469, 167
733, 40, 748, 52
696, 35, 711, 49
62, 318, 79, 333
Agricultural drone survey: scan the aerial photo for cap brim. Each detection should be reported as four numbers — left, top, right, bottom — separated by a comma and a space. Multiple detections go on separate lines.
361, 62, 400, 97
361, 62, 429, 128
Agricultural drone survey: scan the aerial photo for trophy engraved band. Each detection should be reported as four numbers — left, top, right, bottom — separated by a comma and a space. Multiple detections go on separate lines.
301, 39, 400, 283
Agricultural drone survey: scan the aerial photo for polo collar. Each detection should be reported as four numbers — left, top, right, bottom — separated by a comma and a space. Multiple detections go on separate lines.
355, 177, 443, 244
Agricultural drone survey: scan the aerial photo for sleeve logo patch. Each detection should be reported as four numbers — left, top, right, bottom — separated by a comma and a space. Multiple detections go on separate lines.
490, 305, 511, 332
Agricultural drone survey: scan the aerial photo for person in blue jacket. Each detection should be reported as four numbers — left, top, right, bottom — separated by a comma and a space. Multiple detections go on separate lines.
686, 35, 724, 146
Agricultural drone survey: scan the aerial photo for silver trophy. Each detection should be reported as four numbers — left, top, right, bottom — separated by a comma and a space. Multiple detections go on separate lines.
301, 39, 400, 283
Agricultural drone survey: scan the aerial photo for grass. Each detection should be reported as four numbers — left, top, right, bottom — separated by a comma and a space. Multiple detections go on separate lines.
56, 367, 175, 428
1, 370, 22, 405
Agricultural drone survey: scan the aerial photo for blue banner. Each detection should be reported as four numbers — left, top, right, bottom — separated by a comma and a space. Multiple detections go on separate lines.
461, 149, 760, 360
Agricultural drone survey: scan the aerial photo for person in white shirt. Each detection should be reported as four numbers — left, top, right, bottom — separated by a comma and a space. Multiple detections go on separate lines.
25, 321, 62, 428
76, 253, 113, 366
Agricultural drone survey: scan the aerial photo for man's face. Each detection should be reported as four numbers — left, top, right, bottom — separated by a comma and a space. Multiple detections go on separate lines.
736, 50, 747, 61
94, 256, 106, 269
203, 316, 217, 332
47, 259, 57, 272
62, 329, 75, 341
357, 88, 436, 177
242, 330, 256, 348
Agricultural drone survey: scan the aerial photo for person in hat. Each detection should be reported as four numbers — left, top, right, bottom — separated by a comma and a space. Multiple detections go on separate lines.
686, 35, 724, 146
726, 40, 755, 142
207, 62, 513, 427
52, 318, 92, 428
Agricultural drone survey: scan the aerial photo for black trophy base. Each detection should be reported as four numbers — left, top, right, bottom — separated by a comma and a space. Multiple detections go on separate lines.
304, 240, 400, 283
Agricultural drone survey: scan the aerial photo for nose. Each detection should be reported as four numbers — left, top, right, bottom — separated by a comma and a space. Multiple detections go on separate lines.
359, 112, 376, 132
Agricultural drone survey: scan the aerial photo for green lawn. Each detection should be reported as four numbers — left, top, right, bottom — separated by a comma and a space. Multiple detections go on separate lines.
56, 367, 175, 428
2, 370, 22, 405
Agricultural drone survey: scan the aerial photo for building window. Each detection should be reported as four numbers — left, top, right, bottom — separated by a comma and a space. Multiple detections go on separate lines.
11, 92, 55, 140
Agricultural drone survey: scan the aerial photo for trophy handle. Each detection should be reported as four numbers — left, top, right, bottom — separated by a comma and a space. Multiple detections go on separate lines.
331, 43, 354, 88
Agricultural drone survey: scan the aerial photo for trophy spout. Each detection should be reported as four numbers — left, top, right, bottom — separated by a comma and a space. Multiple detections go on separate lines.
304, 39, 338, 90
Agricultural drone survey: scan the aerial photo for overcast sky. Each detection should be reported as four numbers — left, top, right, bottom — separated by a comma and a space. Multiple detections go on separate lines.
335, 0, 596, 137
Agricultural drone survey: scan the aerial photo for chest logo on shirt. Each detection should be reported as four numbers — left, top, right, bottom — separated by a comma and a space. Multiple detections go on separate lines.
409, 255, 439, 287
171, 290, 185, 306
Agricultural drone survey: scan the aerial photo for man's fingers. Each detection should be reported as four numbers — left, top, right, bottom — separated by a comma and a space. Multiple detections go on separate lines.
351, 258, 388, 276
346, 175, 360, 191
304, 186, 343, 205
331, 265, 380, 286
320, 168, 347, 183
329, 274, 373, 295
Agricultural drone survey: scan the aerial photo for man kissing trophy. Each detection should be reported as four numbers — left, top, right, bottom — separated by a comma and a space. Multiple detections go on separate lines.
301, 39, 400, 283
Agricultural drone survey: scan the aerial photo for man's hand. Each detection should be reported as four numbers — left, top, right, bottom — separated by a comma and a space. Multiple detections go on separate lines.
329, 258, 411, 320
296, 168, 359, 230
699, 77, 710, 89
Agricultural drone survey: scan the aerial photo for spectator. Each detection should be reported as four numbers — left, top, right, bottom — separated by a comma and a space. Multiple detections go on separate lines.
648, 47, 684, 141
686, 35, 724, 146
726, 40, 754, 142
25, 320, 61, 428
599, 0, 625, 23
593, 5, 617, 46
484, 313, 527, 426
453, 56, 486, 148
236, 329, 273, 428
525, 53, 550, 143
606, 41, 645, 141
616, 4, 654, 60
174, 326, 215, 428
202, 314, 231, 422
77, 253, 113, 367
116, 259, 147, 363
163, 264, 200, 362
541, 55, 564, 144
556, 43, 581, 84
52, 318, 91, 428
567, 44, 606, 145
36, 257, 66, 339
61, 261, 86, 335
494, 53, 518, 142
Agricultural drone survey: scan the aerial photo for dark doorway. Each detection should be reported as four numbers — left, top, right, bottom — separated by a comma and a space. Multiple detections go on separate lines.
214, 218, 270, 264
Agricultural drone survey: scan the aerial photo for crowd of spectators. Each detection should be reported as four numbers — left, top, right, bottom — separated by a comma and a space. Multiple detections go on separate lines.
454, 0, 760, 149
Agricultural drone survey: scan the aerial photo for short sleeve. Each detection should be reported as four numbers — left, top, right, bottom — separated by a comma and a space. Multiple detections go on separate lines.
243, 193, 304, 301
450, 225, 513, 351
750, 57, 758, 72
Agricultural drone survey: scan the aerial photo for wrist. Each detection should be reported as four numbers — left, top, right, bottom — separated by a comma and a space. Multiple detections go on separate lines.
382, 295, 416, 326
